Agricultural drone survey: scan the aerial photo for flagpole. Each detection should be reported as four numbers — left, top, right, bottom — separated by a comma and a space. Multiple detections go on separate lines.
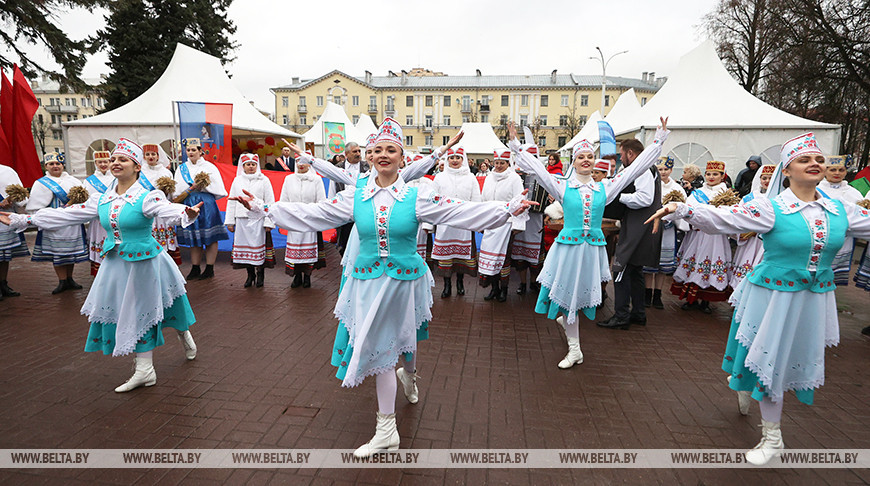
171, 100, 180, 168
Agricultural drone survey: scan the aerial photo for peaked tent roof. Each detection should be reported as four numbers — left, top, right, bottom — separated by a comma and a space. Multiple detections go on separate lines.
65, 43, 300, 138
302, 101, 371, 145
456, 122, 507, 155
559, 111, 603, 152
354, 114, 378, 141
603, 89, 642, 135
615, 40, 838, 134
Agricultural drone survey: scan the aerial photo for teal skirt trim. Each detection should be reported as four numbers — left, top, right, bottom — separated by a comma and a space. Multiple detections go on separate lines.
84, 294, 196, 355
721, 314, 814, 405
331, 320, 429, 382
535, 284, 596, 322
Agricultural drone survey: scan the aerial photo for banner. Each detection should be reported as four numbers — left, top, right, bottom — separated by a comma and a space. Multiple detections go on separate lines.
323, 121, 345, 156
177, 102, 233, 164
597, 120, 617, 157
9, 66, 42, 186
0, 71, 12, 168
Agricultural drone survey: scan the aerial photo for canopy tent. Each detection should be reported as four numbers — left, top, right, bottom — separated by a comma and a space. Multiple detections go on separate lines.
602, 88, 642, 136
615, 40, 840, 174
558, 110, 603, 154
302, 101, 373, 156
354, 114, 378, 142
456, 122, 508, 159
63, 43, 301, 176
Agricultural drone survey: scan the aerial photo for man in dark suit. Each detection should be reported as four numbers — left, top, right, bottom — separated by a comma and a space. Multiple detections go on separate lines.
275, 146, 296, 172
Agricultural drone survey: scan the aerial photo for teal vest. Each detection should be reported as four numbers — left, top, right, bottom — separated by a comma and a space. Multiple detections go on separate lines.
98, 191, 164, 262
555, 182, 606, 246
351, 180, 427, 281
747, 198, 846, 292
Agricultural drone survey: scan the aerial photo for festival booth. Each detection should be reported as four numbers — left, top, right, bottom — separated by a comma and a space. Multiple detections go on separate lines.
63, 43, 302, 177
615, 41, 840, 174
302, 101, 373, 157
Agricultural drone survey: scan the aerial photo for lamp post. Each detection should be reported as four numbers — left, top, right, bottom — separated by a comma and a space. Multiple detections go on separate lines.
590, 47, 628, 115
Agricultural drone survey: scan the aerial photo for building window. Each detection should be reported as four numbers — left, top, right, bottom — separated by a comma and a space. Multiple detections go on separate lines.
559, 115, 568, 126
580, 95, 588, 107
538, 136, 546, 147
81, 97, 87, 107
51, 114, 58, 124
65, 98, 71, 106
406, 95, 414, 107
316, 96, 324, 106
405, 135, 413, 146
299, 96, 306, 107
443, 95, 451, 107
300, 116, 307, 125
369, 95, 377, 108
352, 115, 359, 124
282, 114, 288, 124
425, 135, 433, 146
333, 95, 341, 105
641, 97, 647, 106
540, 115, 547, 126
442, 136, 450, 145
499, 114, 508, 125
561, 95, 569, 106
541, 95, 548, 107
461, 95, 471, 111
443, 115, 450, 125
580, 115, 588, 126
425, 95, 433, 106
501, 95, 509, 106
282, 96, 289, 107
605, 95, 610, 107
480, 115, 488, 123
52, 132, 60, 140
386, 96, 395, 112
406, 115, 414, 125
521, 95, 529, 106
425, 115, 433, 128
519, 115, 528, 126
352, 95, 359, 106
462, 115, 470, 123
558, 136, 567, 147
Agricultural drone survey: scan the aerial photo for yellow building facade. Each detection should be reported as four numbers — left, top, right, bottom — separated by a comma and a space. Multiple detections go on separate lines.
272, 69, 663, 154
30, 76, 106, 161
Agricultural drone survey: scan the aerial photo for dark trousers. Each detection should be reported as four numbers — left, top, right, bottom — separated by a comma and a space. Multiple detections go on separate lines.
337, 223, 353, 255
613, 263, 646, 320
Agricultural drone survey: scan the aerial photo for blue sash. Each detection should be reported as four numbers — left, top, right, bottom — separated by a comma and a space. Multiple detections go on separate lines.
37, 177, 69, 205
692, 189, 710, 205
139, 173, 155, 191
179, 163, 194, 186
817, 188, 831, 199
742, 193, 755, 204
85, 174, 109, 194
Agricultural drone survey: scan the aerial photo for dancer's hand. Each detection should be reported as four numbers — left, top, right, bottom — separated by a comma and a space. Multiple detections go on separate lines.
508, 122, 518, 141
512, 189, 539, 216
0, 212, 11, 226
440, 131, 464, 153
226, 225, 235, 233
185, 202, 203, 220
229, 189, 256, 210
645, 202, 679, 233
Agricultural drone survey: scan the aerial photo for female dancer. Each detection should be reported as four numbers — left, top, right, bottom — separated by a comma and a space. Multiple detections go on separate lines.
84, 150, 115, 275
670, 161, 734, 313
279, 155, 326, 288
27, 153, 89, 294
226, 154, 275, 288
431, 147, 481, 298
1, 139, 202, 392
478, 149, 525, 301
643, 156, 688, 309
509, 118, 669, 368
141, 143, 182, 264
231, 119, 534, 457
817, 156, 863, 285
173, 138, 228, 280
647, 132, 870, 465
0, 164, 29, 299
730, 164, 775, 289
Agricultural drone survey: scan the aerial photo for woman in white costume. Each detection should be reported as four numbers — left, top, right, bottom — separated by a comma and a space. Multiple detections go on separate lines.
226, 153, 275, 288
730, 164, 776, 289
0, 164, 29, 299
140, 143, 182, 265
279, 155, 326, 288
817, 156, 863, 286
83, 150, 115, 276
643, 156, 688, 309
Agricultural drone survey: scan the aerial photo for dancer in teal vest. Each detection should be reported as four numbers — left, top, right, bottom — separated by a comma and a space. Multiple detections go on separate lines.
1, 138, 204, 393
508, 119, 670, 370
232, 118, 535, 459
648, 132, 870, 465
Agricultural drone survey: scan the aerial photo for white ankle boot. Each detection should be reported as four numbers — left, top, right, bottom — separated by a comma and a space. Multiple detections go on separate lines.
558, 337, 583, 369
114, 357, 157, 393
177, 330, 197, 360
737, 391, 752, 416
745, 420, 784, 465
396, 368, 419, 404
556, 315, 565, 327
353, 412, 399, 458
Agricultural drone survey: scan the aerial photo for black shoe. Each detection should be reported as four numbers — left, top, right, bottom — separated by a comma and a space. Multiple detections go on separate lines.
65, 278, 83, 290
186, 265, 201, 280
51, 280, 68, 295
516, 283, 527, 295
644, 288, 653, 307
681, 301, 699, 311
484, 280, 500, 301
629, 315, 647, 326
255, 266, 264, 288
198, 264, 214, 280
244, 267, 255, 288
862, 326, 870, 337
0, 280, 20, 297
302, 274, 311, 288
530, 281, 540, 292
290, 273, 303, 288
700, 300, 713, 314
480, 277, 491, 288
441, 277, 452, 298
497, 286, 508, 302
597, 316, 630, 330
456, 276, 465, 296
652, 289, 664, 309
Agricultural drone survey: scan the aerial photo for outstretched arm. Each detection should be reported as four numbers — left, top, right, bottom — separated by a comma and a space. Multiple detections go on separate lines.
400, 131, 463, 182
416, 187, 536, 231
507, 123, 564, 203
605, 117, 670, 205
230, 188, 354, 233
281, 139, 355, 185
646, 198, 774, 235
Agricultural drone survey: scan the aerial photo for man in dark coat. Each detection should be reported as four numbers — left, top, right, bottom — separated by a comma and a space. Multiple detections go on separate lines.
734, 155, 761, 197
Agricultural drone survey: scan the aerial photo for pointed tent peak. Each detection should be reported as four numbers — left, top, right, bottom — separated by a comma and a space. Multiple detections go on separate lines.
302, 101, 371, 145
456, 122, 507, 154
559, 110, 603, 152
604, 89, 642, 135
354, 114, 378, 140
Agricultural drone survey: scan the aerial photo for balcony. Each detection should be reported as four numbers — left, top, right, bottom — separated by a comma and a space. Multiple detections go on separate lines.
384, 104, 395, 115
460, 104, 472, 113
367, 104, 378, 113
45, 104, 79, 114
479, 104, 490, 113
297, 104, 307, 113
422, 125, 434, 133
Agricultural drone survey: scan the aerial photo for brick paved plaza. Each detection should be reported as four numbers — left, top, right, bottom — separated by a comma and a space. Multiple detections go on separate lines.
1, 236, 869, 485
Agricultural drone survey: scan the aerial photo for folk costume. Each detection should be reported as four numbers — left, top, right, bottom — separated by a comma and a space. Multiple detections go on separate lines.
510, 127, 670, 368
226, 154, 276, 287
511, 145, 546, 295
279, 159, 326, 288
643, 156, 688, 308
140, 143, 182, 265
0, 165, 30, 299
83, 151, 115, 275
730, 165, 776, 289
817, 157, 863, 286
478, 149, 525, 301
4, 139, 199, 392
665, 132, 870, 465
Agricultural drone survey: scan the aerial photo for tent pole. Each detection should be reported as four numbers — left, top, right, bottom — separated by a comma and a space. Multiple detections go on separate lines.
171, 100, 180, 169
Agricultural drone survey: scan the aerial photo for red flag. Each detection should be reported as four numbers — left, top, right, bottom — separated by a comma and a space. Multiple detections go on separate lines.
11, 65, 42, 187
0, 71, 13, 167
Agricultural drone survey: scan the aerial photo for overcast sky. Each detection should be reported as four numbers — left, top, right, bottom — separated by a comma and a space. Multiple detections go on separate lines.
12, 0, 721, 111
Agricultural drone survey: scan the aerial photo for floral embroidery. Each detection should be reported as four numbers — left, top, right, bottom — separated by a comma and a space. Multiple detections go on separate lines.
807, 213, 826, 271
375, 204, 391, 256
582, 192, 592, 232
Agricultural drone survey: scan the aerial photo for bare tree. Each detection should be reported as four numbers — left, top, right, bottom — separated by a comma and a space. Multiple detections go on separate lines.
558, 93, 585, 142
31, 115, 49, 158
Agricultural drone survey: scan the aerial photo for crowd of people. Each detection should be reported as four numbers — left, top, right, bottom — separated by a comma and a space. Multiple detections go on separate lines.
2, 117, 870, 464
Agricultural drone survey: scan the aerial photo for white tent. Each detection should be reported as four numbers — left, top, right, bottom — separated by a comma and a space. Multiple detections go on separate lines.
616, 40, 840, 174
303, 101, 374, 157
354, 114, 378, 142
602, 89, 642, 136
559, 110, 603, 154
63, 43, 302, 176
456, 122, 508, 158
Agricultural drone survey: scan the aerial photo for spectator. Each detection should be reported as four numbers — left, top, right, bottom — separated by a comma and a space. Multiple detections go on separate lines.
734, 155, 761, 197
680, 164, 704, 195
275, 146, 296, 172
546, 153, 563, 175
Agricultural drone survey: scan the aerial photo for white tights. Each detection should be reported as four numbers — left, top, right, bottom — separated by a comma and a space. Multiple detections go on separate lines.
137, 351, 153, 360
375, 354, 417, 415
759, 396, 783, 423
565, 321, 579, 340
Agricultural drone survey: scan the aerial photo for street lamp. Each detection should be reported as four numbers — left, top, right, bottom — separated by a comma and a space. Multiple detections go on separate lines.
590, 47, 628, 115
